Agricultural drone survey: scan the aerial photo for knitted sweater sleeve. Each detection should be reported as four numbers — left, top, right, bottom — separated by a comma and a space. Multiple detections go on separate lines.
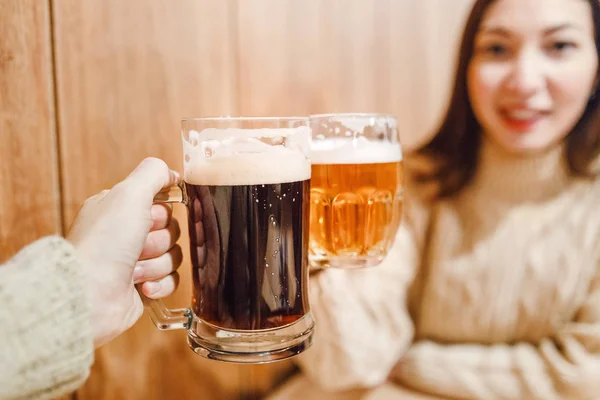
0, 236, 94, 400
295, 194, 428, 391
392, 263, 600, 400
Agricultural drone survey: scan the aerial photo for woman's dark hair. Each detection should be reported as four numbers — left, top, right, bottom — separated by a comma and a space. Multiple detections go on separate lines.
415, 0, 600, 199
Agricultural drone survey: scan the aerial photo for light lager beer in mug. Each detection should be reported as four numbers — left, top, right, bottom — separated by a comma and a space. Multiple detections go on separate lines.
308, 113, 403, 269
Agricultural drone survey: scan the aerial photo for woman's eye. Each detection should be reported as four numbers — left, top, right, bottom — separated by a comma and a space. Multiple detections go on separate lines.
487, 44, 507, 55
475, 42, 510, 58
548, 41, 577, 55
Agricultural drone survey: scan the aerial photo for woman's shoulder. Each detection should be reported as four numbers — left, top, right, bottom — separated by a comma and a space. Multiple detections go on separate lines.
570, 172, 600, 216
566, 169, 600, 202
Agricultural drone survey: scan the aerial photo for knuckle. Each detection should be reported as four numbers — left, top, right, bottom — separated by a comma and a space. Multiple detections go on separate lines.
142, 235, 160, 258
169, 272, 180, 288
142, 157, 168, 172
84, 189, 108, 204
110, 181, 134, 198
151, 229, 170, 252
145, 260, 163, 278
82, 197, 96, 207
158, 202, 174, 215
151, 204, 172, 227
154, 275, 175, 297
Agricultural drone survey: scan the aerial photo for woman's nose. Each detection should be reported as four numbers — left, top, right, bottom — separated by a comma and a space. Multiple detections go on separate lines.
505, 50, 546, 97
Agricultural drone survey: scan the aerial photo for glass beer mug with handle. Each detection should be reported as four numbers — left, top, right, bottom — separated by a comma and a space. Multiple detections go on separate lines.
144, 117, 314, 363
308, 113, 404, 269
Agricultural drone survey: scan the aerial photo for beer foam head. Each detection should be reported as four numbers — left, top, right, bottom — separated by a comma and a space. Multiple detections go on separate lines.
310, 137, 402, 165
183, 127, 311, 185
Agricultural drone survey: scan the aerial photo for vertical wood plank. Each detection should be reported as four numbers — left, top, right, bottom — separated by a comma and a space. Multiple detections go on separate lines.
388, 0, 475, 147
52, 1, 246, 399
237, 0, 393, 115
53, 0, 239, 226
236, 0, 475, 150
0, 0, 61, 262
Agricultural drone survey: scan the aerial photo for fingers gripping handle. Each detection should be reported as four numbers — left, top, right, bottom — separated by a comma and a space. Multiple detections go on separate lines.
154, 181, 187, 204
138, 286, 191, 330
141, 181, 191, 330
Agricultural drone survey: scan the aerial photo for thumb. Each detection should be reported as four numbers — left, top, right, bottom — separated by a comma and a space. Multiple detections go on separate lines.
123, 157, 180, 198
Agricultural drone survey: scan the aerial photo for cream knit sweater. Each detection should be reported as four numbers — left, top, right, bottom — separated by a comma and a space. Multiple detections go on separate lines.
0, 236, 94, 400
298, 140, 600, 400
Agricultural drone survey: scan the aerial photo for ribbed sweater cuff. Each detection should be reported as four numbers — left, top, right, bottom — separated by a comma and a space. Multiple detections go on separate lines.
0, 236, 94, 400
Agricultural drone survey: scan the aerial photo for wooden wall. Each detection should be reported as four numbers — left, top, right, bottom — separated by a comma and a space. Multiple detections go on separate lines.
0, 0, 60, 261
0, 0, 474, 398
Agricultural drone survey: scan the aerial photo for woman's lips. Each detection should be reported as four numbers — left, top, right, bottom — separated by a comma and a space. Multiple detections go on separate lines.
499, 108, 549, 133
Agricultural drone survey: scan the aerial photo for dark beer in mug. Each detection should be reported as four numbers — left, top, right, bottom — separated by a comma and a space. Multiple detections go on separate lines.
186, 179, 310, 330
146, 120, 314, 363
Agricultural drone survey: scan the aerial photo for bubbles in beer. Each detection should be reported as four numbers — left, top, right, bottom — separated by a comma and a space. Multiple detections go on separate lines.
308, 137, 403, 261
184, 126, 311, 330
188, 179, 309, 330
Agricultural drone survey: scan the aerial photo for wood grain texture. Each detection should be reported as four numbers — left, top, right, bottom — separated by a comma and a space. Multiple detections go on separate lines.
51, 1, 285, 399
53, 0, 239, 226
388, 0, 475, 148
0, 0, 61, 262
236, 0, 475, 149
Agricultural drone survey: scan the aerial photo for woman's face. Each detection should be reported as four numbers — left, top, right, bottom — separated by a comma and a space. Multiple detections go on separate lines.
468, 0, 598, 154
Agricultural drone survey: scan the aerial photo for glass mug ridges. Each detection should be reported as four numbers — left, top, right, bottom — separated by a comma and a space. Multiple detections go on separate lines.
309, 162, 403, 258
308, 118, 404, 268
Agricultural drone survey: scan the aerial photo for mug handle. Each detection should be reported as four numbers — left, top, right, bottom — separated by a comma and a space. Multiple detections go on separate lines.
137, 181, 192, 330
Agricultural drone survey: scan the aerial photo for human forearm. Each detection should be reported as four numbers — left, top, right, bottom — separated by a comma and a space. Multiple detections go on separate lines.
0, 236, 94, 400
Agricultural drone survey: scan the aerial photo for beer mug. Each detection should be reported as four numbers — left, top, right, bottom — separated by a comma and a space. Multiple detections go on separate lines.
308, 113, 404, 269
145, 117, 314, 363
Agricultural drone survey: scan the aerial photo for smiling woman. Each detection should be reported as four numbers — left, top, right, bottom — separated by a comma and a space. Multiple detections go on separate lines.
416, 0, 600, 198
468, 0, 598, 154
288, 1, 600, 399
